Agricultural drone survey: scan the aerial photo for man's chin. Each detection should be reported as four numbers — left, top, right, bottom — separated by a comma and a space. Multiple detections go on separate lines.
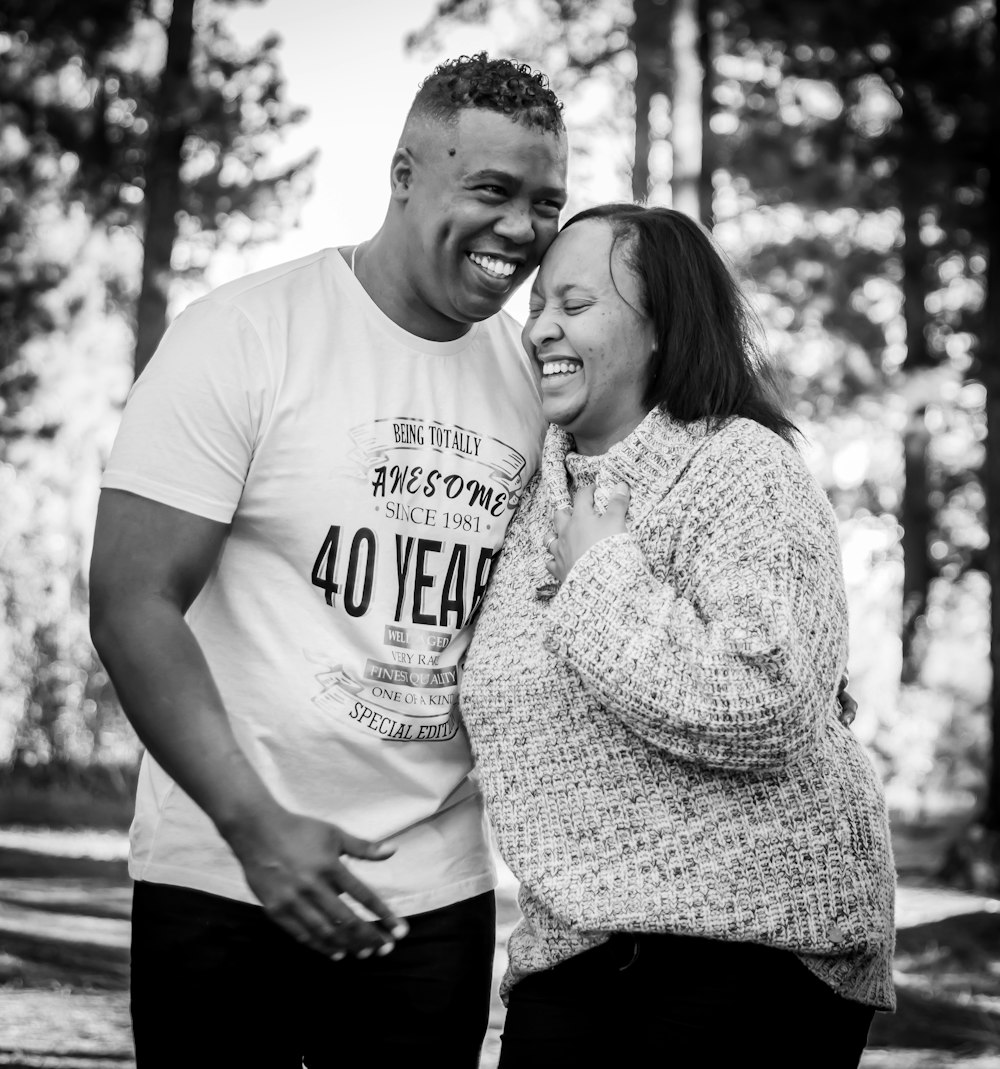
453, 292, 510, 323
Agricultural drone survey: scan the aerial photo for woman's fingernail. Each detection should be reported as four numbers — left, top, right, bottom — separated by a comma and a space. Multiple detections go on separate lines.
357, 947, 373, 960
376, 941, 395, 957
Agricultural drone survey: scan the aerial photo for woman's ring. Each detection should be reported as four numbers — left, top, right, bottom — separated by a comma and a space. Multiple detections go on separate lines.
544, 534, 557, 554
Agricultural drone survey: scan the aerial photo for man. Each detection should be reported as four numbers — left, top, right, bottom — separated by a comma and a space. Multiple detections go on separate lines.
89, 53, 568, 1068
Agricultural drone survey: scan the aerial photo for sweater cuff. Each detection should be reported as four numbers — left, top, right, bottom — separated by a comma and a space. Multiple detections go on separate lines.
541, 533, 651, 665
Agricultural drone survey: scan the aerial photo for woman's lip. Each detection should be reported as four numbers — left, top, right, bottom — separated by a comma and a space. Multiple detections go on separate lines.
539, 366, 583, 388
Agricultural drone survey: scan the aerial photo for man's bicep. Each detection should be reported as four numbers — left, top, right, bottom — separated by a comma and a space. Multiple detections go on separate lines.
90, 489, 230, 616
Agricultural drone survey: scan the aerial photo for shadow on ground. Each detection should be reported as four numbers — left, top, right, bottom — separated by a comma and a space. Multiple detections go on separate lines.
0, 821, 998, 1069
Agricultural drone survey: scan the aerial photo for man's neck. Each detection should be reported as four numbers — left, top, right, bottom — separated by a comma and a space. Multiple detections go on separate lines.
347, 232, 473, 343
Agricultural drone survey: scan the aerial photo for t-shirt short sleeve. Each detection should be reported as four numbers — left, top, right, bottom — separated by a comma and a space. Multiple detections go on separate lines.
101, 298, 271, 524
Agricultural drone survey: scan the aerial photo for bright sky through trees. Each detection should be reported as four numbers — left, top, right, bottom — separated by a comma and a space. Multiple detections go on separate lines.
217, 0, 513, 292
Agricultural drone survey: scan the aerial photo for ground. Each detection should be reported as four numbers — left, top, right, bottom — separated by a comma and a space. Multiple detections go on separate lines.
0, 819, 998, 1068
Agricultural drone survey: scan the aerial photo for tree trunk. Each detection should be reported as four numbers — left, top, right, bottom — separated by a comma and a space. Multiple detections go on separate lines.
133, 0, 197, 380
668, 0, 703, 220
631, 0, 672, 203
898, 165, 933, 684
697, 0, 715, 227
900, 406, 932, 683
983, 14, 1000, 833
938, 4, 1000, 893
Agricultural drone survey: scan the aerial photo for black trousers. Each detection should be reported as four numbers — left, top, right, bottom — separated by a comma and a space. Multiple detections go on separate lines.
499, 931, 878, 1069
130, 880, 496, 1069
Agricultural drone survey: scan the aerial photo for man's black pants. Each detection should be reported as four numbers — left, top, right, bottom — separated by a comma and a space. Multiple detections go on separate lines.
130, 880, 496, 1069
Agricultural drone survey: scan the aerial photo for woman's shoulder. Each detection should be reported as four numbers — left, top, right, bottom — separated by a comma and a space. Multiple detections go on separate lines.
711, 413, 795, 451
691, 416, 830, 511
699, 416, 805, 477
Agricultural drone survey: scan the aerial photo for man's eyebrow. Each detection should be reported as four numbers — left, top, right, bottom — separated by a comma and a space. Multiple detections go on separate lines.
464, 169, 567, 200
463, 168, 513, 185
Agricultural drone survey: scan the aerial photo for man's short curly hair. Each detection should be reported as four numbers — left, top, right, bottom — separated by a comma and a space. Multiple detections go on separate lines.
410, 52, 565, 134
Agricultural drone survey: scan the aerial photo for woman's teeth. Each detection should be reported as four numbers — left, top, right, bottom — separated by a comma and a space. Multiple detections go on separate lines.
469, 253, 516, 278
541, 361, 580, 377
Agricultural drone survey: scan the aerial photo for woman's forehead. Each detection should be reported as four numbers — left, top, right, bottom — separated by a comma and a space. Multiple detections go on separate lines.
537, 221, 617, 287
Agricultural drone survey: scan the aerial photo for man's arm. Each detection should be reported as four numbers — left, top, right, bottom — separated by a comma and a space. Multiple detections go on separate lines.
89, 489, 408, 959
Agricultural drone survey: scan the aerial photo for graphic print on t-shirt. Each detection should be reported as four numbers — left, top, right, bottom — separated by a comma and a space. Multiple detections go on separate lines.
307, 416, 528, 743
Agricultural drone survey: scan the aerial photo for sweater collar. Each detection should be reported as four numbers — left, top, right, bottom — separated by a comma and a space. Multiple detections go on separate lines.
540, 407, 715, 522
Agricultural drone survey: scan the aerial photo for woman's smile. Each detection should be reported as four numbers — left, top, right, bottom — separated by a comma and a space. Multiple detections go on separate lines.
523, 218, 655, 455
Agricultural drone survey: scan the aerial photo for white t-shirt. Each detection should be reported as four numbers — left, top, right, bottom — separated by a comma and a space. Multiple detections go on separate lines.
101, 248, 545, 915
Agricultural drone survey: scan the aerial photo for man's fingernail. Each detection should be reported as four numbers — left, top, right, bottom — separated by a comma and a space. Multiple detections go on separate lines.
357, 947, 373, 960
331, 951, 346, 962
392, 921, 409, 939
376, 941, 395, 957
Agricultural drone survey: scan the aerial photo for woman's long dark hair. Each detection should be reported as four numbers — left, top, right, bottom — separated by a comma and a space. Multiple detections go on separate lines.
563, 203, 798, 445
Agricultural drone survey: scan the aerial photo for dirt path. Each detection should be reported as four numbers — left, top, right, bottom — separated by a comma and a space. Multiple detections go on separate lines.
0, 827, 998, 1069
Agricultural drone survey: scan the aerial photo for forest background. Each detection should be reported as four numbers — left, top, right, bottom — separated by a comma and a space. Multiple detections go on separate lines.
5, 0, 998, 863
2, 0, 1000, 1064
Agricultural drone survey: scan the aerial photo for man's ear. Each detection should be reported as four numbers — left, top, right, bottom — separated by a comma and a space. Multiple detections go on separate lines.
390, 147, 414, 200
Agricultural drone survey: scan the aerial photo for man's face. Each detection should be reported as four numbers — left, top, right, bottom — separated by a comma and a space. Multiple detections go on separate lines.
397, 109, 568, 339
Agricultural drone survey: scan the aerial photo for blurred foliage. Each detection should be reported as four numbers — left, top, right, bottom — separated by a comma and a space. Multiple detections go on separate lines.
0, 0, 995, 836
410, 0, 996, 821
0, 0, 313, 784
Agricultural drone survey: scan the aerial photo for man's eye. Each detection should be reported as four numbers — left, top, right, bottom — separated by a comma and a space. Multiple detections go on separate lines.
534, 201, 563, 218
479, 185, 506, 197
526, 306, 542, 318
564, 303, 589, 313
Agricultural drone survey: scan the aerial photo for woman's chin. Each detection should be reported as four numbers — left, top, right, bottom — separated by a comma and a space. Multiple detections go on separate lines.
541, 397, 585, 430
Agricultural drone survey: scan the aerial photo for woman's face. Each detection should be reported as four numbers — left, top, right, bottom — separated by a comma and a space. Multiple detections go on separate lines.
522, 218, 656, 455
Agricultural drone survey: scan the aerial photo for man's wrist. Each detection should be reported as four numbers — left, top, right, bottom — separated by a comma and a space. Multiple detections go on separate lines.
202, 751, 280, 846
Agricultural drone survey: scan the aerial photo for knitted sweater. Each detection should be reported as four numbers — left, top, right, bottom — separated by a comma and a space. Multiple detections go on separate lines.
460, 408, 897, 1010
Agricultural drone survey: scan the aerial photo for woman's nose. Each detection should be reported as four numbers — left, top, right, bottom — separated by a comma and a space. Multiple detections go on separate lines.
526, 305, 561, 348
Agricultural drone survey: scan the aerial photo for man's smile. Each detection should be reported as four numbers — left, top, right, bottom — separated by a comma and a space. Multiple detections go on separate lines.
467, 252, 518, 279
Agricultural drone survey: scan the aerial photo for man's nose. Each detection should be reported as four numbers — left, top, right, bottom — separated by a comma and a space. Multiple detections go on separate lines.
494, 203, 534, 244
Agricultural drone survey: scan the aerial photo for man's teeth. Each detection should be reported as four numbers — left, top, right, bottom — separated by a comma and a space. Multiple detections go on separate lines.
469, 253, 516, 278
541, 361, 580, 377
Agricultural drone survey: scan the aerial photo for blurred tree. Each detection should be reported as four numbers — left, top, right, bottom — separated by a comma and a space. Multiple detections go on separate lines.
135, 0, 198, 378
0, 0, 134, 441
132, 0, 318, 375
632, 0, 710, 218
736, 0, 998, 882
410, 0, 998, 859
0, 0, 315, 377
409, 0, 716, 219
0, 0, 314, 787
978, 0, 1000, 846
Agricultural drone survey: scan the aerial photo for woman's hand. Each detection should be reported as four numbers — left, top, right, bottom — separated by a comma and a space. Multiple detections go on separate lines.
544, 482, 631, 584
837, 676, 858, 727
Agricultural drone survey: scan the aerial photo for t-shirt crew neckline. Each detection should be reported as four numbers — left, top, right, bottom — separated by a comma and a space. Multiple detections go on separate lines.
329, 246, 484, 357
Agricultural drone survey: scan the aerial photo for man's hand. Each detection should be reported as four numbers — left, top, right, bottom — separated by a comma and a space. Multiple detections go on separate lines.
230, 807, 409, 961
90, 491, 408, 962
544, 482, 631, 584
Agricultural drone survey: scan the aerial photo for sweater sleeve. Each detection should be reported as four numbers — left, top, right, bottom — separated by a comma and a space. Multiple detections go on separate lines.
539, 433, 848, 772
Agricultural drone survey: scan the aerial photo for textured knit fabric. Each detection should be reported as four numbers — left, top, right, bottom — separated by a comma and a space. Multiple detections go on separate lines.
460, 407, 897, 1010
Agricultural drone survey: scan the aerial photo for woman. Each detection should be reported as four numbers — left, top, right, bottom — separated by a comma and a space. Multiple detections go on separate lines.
460, 204, 896, 1068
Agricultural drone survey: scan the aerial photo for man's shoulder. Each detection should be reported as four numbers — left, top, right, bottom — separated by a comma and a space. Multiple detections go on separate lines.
194, 248, 336, 312
477, 307, 529, 353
